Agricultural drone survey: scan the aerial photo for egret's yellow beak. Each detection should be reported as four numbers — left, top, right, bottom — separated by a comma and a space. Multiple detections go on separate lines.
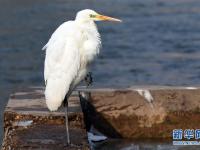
95, 14, 122, 22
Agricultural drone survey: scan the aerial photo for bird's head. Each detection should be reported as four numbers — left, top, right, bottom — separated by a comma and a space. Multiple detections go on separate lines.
75, 9, 122, 23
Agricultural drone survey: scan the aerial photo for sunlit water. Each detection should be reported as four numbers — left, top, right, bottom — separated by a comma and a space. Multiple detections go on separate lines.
1, 0, 200, 147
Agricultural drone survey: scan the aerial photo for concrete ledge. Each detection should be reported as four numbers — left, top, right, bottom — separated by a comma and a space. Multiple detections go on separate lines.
3, 85, 200, 149
2, 87, 89, 150
79, 86, 200, 139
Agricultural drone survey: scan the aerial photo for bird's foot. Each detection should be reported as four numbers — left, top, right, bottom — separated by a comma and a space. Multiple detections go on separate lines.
85, 72, 93, 87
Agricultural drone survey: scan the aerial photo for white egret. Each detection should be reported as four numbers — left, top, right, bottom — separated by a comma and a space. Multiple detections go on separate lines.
42, 9, 121, 145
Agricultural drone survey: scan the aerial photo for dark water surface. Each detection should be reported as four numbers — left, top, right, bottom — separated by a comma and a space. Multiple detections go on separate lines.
93, 139, 200, 150
1, 0, 200, 147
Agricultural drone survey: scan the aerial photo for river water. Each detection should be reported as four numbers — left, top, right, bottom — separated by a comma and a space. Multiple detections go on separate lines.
1, 0, 200, 147
93, 139, 200, 150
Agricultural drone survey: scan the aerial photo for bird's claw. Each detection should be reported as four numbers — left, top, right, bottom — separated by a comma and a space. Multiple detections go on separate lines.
85, 72, 93, 87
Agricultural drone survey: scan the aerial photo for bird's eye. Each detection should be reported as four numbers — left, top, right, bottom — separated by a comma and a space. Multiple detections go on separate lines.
90, 14, 96, 18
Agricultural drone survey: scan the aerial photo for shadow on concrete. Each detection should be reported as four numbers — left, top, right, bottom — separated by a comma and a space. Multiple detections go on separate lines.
79, 92, 122, 138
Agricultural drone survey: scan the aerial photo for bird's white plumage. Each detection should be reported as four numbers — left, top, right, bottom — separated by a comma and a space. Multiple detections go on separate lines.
43, 9, 101, 111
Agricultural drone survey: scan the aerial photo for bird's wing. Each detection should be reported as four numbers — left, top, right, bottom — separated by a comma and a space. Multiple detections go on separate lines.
43, 21, 80, 83
43, 21, 82, 111
42, 21, 74, 51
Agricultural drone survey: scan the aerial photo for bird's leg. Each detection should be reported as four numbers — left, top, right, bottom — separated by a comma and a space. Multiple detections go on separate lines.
63, 99, 70, 145
85, 72, 93, 87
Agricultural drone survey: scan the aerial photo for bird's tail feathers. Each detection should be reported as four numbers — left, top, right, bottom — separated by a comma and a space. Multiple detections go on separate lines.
45, 74, 71, 111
